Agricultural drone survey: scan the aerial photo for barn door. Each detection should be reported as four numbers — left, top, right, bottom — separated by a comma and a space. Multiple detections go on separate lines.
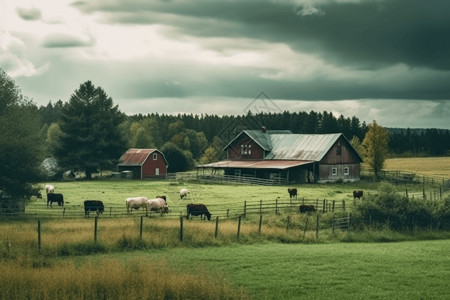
155, 168, 160, 176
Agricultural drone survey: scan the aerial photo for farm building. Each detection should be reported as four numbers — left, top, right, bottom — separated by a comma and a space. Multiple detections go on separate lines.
197, 129, 363, 184
117, 148, 168, 179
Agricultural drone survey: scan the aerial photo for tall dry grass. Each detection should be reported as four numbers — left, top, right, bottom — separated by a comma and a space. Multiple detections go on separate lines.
0, 213, 338, 259
0, 257, 249, 300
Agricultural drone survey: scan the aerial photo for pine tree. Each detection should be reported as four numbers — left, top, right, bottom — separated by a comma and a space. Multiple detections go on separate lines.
55, 81, 126, 179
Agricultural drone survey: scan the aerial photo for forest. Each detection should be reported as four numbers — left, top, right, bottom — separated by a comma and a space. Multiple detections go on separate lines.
37, 99, 450, 164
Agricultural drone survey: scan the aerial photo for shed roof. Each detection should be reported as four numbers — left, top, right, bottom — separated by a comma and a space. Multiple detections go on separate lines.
118, 148, 168, 166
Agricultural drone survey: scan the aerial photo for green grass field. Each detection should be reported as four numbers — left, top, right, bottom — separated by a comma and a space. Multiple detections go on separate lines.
28, 178, 431, 219
123, 240, 450, 299
3, 157, 449, 299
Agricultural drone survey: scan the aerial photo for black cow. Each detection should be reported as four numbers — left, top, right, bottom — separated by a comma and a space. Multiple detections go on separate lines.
186, 203, 211, 221
299, 205, 316, 213
353, 190, 364, 199
288, 188, 298, 199
47, 193, 64, 207
84, 200, 105, 217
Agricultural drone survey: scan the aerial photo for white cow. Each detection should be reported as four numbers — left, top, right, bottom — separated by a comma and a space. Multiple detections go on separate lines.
45, 184, 55, 194
180, 188, 188, 199
125, 196, 148, 213
146, 197, 168, 216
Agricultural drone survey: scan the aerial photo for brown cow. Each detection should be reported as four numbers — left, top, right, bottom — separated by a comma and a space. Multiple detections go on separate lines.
288, 188, 298, 199
299, 205, 316, 213
186, 203, 211, 220
353, 190, 364, 199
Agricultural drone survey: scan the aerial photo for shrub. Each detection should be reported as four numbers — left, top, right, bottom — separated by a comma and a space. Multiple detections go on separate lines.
354, 183, 434, 231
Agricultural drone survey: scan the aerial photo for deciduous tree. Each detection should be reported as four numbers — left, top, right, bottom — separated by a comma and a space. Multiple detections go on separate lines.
0, 69, 43, 203
362, 120, 389, 178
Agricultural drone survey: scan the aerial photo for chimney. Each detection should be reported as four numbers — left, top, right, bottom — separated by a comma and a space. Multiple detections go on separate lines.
261, 126, 266, 133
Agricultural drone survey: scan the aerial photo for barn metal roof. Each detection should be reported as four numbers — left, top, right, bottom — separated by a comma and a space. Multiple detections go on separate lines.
118, 148, 167, 166
266, 133, 343, 161
197, 160, 313, 170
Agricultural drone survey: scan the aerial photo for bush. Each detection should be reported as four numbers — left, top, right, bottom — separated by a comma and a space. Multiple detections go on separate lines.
354, 183, 434, 231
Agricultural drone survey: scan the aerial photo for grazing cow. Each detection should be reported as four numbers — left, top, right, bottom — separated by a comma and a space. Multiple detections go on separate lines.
47, 193, 64, 207
186, 203, 211, 221
125, 196, 148, 213
288, 188, 297, 199
45, 184, 55, 194
353, 190, 364, 199
180, 188, 188, 199
84, 200, 104, 217
146, 197, 169, 216
299, 205, 316, 213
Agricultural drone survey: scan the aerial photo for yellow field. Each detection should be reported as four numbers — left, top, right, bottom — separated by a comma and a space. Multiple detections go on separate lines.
384, 157, 450, 178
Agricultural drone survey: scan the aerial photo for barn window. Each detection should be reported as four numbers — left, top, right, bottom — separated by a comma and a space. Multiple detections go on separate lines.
332, 168, 337, 176
344, 167, 349, 175
153, 153, 158, 160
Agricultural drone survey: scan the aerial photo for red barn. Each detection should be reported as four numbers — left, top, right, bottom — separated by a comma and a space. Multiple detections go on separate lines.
118, 148, 168, 179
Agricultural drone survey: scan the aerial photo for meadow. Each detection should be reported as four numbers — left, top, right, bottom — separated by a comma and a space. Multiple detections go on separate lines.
1, 157, 450, 299
384, 156, 450, 178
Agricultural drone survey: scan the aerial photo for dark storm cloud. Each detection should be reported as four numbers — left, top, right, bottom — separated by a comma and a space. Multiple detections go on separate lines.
16, 6, 42, 21
72, 0, 450, 71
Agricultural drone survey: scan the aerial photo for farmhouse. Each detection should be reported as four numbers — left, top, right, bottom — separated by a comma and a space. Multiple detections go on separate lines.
117, 148, 168, 179
197, 129, 362, 184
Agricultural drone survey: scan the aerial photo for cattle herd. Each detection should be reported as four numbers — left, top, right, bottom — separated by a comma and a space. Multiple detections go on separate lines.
41, 185, 364, 219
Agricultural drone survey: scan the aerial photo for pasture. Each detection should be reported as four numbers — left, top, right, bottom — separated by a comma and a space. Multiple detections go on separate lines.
25, 178, 433, 219
384, 156, 450, 178
1, 164, 449, 299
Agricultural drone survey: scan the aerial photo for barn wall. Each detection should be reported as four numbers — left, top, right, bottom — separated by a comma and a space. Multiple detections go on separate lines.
227, 134, 265, 160
318, 164, 360, 183
142, 152, 167, 178
321, 137, 361, 164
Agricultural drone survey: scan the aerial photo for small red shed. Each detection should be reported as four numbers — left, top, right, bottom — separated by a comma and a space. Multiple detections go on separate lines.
118, 148, 168, 179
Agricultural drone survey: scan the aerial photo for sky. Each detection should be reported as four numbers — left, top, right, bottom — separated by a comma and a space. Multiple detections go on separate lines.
1, 0, 449, 129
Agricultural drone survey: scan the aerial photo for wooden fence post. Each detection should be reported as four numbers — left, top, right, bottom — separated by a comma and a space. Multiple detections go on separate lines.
37, 219, 41, 252
332, 200, 335, 212
406, 189, 409, 199
110, 207, 112, 218
243, 201, 247, 218
275, 198, 278, 214
258, 215, 263, 234
179, 216, 184, 242
139, 216, 143, 240
342, 200, 345, 212
286, 216, 290, 231
227, 209, 230, 218
94, 216, 98, 243
215, 216, 219, 238
322, 199, 326, 213
63, 208, 66, 217
237, 215, 241, 238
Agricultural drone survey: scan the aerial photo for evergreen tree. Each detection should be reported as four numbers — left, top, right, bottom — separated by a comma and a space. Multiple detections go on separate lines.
54, 81, 126, 179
